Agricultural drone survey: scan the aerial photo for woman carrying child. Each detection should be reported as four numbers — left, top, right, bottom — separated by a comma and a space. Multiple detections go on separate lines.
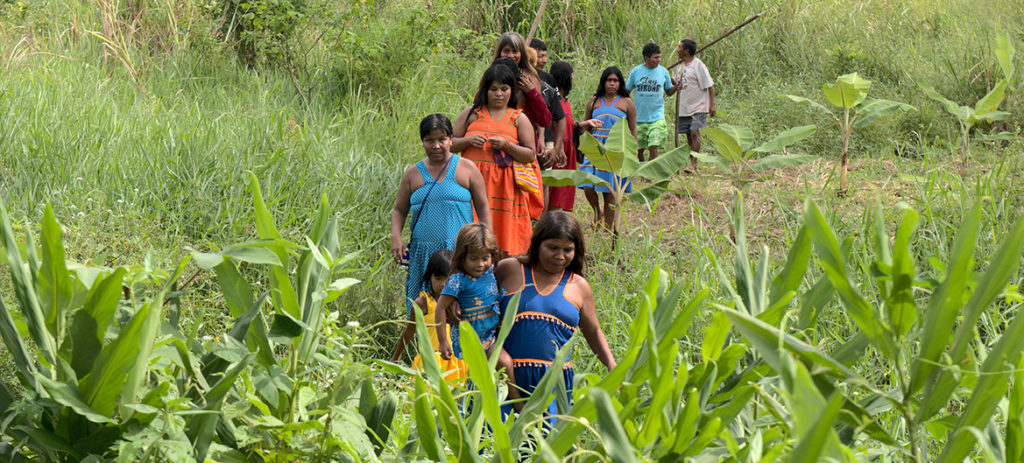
436, 224, 521, 405
390, 114, 491, 319
452, 62, 536, 257
580, 67, 637, 230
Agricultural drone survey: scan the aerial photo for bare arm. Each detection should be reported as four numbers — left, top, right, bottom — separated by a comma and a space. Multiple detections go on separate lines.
575, 277, 615, 371
625, 99, 638, 139
708, 86, 716, 117
464, 160, 493, 229
436, 294, 457, 360
390, 168, 415, 264
584, 97, 596, 124
451, 106, 485, 153
551, 116, 567, 166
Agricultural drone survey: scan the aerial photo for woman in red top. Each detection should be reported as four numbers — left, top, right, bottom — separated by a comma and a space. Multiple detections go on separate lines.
547, 61, 603, 212
452, 62, 536, 257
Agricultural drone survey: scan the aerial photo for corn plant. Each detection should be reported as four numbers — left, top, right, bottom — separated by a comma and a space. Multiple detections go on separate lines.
919, 32, 1016, 177
542, 120, 695, 235
718, 194, 1024, 462
785, 73, 915, 193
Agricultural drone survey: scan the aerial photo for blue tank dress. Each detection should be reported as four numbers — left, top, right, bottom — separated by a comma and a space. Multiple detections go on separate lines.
500, 265, 580, 420
405, 155, 474, 312
579, 95, 632, 193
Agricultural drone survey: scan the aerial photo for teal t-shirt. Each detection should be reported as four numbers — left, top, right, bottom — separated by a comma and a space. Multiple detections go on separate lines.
625, 64, 673, 123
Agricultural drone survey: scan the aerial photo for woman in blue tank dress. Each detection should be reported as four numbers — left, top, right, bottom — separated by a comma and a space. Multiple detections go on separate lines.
391, 114, 492, 321
578, 66, 637, 231
495, 210, 616, 419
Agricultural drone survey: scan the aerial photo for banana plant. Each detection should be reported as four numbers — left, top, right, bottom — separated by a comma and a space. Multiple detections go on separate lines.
692, 123, 817, 193
785, 73, 915, 192
542, 120, 694, 235
919, 31, 1015, 177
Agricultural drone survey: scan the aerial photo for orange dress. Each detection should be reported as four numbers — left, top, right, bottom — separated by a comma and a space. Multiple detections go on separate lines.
462, 107, 532, 256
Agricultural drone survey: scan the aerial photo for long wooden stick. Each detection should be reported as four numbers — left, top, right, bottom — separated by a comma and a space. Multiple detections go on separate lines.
666, 10, 765, 71
525, 0, 550, 43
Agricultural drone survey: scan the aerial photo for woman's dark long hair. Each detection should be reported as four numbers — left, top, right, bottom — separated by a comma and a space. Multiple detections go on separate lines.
592, 66, 630, 99
419, 113, 453, 139
518, 211, 587, 275
472, 62, 519, 111
550, 61, 573, 97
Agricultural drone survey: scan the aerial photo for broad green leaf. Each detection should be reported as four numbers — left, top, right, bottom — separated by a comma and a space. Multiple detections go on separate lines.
0, 201, 55, 367
35, 375, 112, 424
12, 425, 80, 460
79, 297, 161, 417
805, 201, 897, 360
854, 98, 916, 128
627, 180, 670, 205
719, 124, 755, 152
222, 246, 282, 266
783, 94, 837, 120
586, 145, 626, 176
633, 145, 692, 181
578, 131, 606, 162
701, 312, 730, 362
68, 268, 125, 379
507, 338, 574, 452
919, 80, 973, 122
458, 323, 512, 461
752, 125, 816, 153
691, 152, 732, 175
0, 296, 36, 389
909, 204, 979, 396
704, 127, 744, 163
604, 118, 639, 158
823, 73, 870, 109
973, 79, 1008, 116
190, 250, 224, 270
769, 224, 811, 305
995, 31, 1016, 80
1006, 354, 1024, 462
785, 391, 845, 463
591, 388, 637, 462
39, 205, 74, 340
187, 355, 252, 462
969, 108, 1011, 125
721, 307, 863, 381
541, 168, 609, 188
413, 376, 444, 461
887, 206, 919, 336
750, 154, 817, 172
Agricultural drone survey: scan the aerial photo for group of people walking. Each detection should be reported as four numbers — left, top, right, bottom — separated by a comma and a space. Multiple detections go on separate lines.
388, 31, 715, 420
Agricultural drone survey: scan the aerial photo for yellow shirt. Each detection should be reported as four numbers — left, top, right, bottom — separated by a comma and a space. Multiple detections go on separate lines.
421, 292, 449, 351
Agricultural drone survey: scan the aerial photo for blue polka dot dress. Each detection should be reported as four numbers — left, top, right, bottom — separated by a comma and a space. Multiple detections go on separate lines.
404, 155, 474, 312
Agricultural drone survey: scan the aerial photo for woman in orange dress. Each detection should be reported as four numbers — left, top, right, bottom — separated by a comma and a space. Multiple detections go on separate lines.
452, 62, 537, 257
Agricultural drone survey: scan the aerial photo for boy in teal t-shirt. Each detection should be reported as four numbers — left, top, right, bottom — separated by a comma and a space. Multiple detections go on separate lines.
626, 42, 677, 161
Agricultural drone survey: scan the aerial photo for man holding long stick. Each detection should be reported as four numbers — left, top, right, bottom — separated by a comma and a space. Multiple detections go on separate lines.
672, 39, 715, 173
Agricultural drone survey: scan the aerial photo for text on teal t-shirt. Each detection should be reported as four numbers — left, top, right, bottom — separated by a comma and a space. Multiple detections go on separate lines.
625, 64, 673, 123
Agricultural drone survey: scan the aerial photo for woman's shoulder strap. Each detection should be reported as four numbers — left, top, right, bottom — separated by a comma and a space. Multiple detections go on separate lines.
414, 160, 432, 181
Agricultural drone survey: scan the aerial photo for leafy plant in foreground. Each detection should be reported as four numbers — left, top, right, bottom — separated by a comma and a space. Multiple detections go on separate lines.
542, 120, 694, 236
718, 193, 1024, 462
786, 72, 915, 193
919, 31, 1016, 177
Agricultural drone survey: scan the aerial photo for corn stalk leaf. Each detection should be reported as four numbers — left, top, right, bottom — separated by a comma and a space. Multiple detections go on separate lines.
591, 388, 637, 463
921, 213, 1024, 421
0, 201, 56, 367
459, 323, 513, 461
39, 205, 74, 342
35, 375, 112, 424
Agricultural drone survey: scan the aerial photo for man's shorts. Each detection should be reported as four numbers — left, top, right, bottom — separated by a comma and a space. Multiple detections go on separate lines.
677, 113, 708, 134
637, 119, 667, 149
